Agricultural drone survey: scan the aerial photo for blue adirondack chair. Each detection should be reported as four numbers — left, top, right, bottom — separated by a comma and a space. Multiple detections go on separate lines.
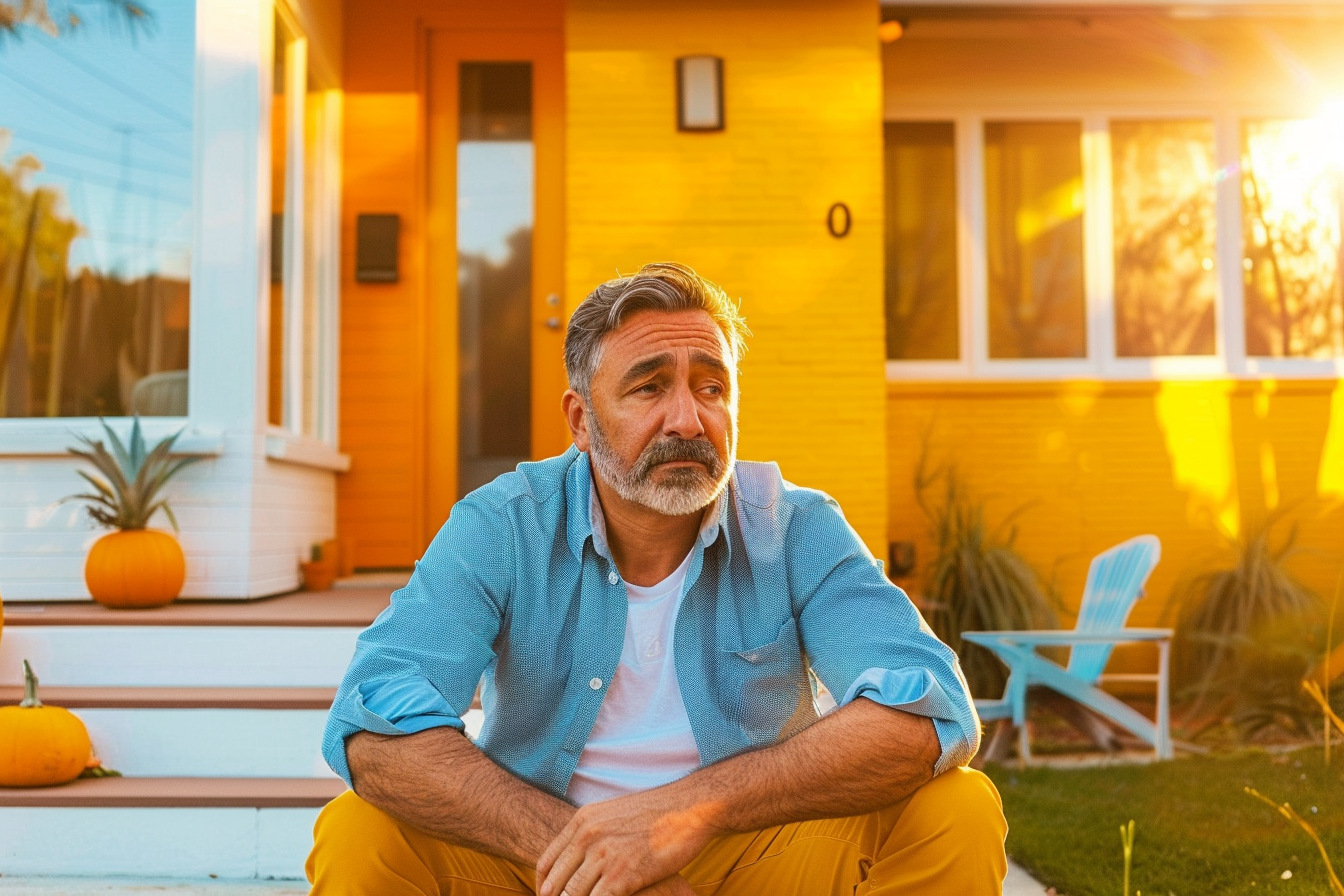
962, 534, 1171, 762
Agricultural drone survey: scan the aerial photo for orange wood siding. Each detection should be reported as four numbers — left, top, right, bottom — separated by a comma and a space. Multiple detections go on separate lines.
339, 0, 564, 568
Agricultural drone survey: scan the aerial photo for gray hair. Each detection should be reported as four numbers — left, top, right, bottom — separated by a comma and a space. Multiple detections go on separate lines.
564, 262, 749, 398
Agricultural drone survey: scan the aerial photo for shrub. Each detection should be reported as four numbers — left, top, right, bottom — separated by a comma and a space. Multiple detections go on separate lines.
1172, 513, 1323, 738
915, 447, 1058, 698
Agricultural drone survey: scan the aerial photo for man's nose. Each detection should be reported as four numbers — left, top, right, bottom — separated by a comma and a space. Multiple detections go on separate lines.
663, 382, 705, 440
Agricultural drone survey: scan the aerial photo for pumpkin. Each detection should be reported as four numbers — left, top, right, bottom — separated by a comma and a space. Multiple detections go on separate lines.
85, 529, 186, 609
0, 660, 92, 787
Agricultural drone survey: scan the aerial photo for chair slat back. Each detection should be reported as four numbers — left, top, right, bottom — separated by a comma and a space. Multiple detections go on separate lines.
1065, 535, 1162, 684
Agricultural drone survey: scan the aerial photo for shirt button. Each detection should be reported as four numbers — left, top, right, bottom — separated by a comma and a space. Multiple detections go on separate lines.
589, 677, 603, 690
607, 571, 619, 585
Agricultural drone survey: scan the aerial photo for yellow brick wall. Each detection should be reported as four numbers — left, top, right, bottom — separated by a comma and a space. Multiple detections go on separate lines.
887, 381, 1344, 669
566, 0, 889, 554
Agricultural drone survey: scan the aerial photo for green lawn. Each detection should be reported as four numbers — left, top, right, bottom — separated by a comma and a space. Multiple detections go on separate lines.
985, 749, 1344, 896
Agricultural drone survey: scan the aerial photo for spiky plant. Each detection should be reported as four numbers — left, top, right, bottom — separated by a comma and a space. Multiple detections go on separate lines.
915, 442, 1058, 698
62, 417, 200, 531
1172, 511, 1322, 736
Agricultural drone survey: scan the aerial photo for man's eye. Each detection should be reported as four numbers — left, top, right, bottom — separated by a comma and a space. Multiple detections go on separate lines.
637, 383, 660, 394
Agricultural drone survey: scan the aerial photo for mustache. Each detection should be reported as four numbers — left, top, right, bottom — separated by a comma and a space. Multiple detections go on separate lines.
633, 437, 723, 480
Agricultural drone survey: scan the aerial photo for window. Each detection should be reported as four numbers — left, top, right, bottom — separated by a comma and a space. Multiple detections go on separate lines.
884, 122, 959, 361
268, 7, 340, 442
984, 121, 1086, 360
0, 4, 194, 416
1241, 118, 1343, 359
883, 107, 1344, 378
1111, 120, 1217, 358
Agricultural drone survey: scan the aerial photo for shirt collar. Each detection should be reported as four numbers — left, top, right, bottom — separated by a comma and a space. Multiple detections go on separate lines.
565, 447, 730, 562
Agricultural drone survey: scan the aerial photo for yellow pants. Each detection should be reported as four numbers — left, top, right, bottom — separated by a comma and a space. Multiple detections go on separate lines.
306, 767, 1007, 895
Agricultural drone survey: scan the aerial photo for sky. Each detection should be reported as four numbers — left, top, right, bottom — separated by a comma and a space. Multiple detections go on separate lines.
0, 0, 194, 281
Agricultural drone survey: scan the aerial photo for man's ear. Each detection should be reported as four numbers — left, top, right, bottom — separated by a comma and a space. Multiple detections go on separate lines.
562, 389, 591, 452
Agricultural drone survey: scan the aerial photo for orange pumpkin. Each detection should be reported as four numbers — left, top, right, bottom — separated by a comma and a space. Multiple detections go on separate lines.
0, 660, 92, 787
85, 529, 186, 609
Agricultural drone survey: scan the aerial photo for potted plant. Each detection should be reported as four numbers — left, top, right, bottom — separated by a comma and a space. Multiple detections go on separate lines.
63, 417, 201, 609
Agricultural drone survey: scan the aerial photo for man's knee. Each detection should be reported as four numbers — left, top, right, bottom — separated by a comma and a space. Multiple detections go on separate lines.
307, 790, 405, 881
904, 766, 1007, 846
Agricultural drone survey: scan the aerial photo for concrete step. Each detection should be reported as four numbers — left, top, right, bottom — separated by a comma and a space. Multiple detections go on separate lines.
0, 626, 362, 687
0, 778, 345, 879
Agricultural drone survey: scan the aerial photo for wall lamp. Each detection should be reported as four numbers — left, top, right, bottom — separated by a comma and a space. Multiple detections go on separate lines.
676, 56, 724, 132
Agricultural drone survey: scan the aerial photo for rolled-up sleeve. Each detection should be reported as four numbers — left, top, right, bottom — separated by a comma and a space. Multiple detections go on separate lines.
789, 496, 980, 774
322, 498, 511, 786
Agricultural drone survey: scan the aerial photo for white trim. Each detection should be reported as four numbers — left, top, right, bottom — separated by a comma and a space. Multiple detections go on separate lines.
884, 104, 1344, 382
0, 419, 224, 456
264, 427, 351, 471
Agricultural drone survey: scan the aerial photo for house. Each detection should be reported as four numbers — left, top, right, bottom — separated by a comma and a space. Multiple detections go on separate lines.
0, 0, 1341, 879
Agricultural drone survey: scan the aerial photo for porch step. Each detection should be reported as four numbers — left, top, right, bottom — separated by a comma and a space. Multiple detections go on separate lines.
0, 587, 391, 627
0, 776, 344, 808
0, 625, 363, 687
0, 778, 344, 879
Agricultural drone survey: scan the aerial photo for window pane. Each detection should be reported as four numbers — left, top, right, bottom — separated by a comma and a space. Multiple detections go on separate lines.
985, 121, 1086, 359
457, 62, 533, 499
1242, 118, 1344, 358
1112, 120, 1217, 357
884, 122, 958, 361
268, 16, 288, 427
0, 7, 193, 417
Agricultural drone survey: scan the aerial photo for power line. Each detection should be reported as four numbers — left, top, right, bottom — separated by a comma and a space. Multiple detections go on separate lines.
0, 65, 188, 159
35, 33, 192, 129
7, 127, 191, 179
36, 159, 192, 204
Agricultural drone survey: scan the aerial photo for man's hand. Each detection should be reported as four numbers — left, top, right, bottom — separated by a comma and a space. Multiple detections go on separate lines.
536, 789, 714, 896
537, 698, 937, 896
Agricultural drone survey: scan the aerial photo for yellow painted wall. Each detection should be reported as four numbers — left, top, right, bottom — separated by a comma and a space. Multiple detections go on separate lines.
887, 381, 1344, 666
566, 0, 890, 554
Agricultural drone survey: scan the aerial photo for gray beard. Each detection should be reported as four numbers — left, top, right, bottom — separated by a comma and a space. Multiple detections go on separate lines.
587, 412, 735, 517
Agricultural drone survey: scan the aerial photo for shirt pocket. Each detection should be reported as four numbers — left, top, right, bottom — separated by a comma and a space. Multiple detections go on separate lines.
719, 616, 803, 742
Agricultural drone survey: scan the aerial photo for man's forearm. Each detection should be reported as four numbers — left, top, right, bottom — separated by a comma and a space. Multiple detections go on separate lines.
671, 697, 940, 836
534, 697, 943, 896
346, 727, 574, 866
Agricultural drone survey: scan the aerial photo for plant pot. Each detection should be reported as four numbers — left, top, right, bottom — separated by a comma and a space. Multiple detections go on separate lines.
85, 529, 186, 609
301, 561, 337, 592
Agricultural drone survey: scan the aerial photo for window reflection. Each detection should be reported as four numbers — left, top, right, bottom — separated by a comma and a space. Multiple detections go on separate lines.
268, 13, 288, 427
457, 62, 533, 499
1112, 120, 1217, 357
0, 3, 193, 417
984, 121, 1086, 360
1242, 118, 1344, 358
884, 122, 959, 361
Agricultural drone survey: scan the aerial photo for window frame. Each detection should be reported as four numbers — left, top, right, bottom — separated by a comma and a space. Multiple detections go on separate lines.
884, 103, 1344, 381
269, 0, 342, 448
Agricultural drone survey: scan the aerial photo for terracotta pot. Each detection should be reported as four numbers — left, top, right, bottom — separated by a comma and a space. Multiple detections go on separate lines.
301, 561, 337, 592
84, 529, 186, 609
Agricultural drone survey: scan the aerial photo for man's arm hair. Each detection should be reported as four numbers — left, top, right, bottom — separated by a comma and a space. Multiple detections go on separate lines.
347, 727, 575, 866
664, 696, 939, 837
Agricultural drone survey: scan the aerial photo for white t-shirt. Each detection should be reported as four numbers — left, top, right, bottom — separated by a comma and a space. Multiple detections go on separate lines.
566, 549, 701, 806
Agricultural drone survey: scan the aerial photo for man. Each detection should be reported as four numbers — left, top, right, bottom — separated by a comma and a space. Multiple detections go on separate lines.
308, 263, 1007, 895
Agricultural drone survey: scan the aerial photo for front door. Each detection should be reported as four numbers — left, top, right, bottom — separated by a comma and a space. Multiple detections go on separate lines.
425, 29, 566, 540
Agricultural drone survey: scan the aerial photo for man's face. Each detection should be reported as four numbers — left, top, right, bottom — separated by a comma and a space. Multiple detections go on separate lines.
572, 308, 737, 517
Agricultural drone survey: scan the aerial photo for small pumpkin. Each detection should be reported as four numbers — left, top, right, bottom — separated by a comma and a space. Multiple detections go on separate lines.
85, 529, 186, 609
0, 660, 92, 787
63, 417, 200, 610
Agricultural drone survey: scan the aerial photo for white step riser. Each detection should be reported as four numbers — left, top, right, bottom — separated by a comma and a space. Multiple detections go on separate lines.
72, 708, 485, 778
0, 627, 362, 687
0, 807, 320, 879
77, 709, 336, 779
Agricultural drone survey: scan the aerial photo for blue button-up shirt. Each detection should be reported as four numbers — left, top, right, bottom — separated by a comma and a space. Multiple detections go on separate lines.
322, 447, 980, 797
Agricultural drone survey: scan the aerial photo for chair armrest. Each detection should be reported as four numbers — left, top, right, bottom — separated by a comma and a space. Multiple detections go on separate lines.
961, 628, 1173, 647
